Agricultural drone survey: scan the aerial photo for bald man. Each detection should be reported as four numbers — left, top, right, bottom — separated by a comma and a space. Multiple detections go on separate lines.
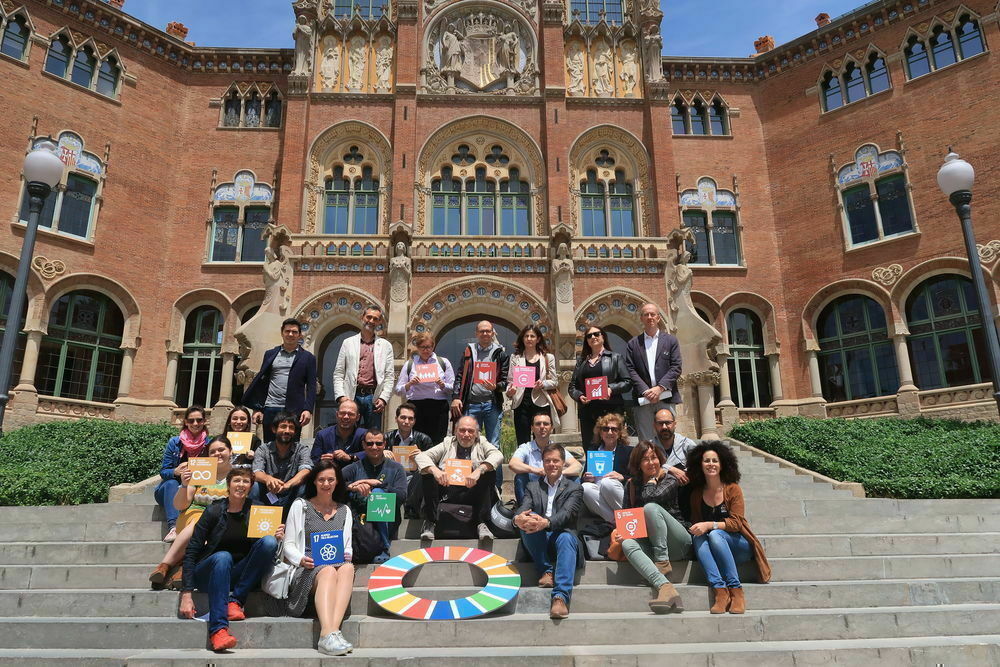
451, 320, 509, 464
625, 303, 682, 442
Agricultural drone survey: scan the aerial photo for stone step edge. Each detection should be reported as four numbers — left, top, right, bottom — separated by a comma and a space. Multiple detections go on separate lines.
728, 437, 867, 497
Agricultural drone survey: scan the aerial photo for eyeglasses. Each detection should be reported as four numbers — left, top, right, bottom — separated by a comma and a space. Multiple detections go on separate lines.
586, 331, 603, 339
601, 426, 620, 432
185, 417, 205, 424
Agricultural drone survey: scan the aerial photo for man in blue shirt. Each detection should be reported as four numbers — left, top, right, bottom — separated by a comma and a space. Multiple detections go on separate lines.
509, 412, 582, 503
310, 399, 367, 466
343, 429, 407, 564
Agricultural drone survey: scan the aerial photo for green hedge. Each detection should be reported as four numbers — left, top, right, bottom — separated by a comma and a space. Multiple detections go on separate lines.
0, 419, 178, 506
729, 416, 1000, 499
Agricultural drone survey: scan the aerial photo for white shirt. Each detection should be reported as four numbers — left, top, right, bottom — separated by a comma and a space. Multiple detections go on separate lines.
544, 475, 562, 518
644, 333, 659, 390
397, 433, 413, 447
512, 440, 544, 472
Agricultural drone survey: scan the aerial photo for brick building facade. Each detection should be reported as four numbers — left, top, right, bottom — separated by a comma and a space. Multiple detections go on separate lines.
0, 0, 998, 436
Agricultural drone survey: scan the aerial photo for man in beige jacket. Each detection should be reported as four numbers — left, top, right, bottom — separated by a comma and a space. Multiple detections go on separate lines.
414, 416, 504, 541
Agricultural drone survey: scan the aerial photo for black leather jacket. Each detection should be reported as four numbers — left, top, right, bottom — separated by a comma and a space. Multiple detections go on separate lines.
181, 498, 258, 592
569, 349, 634, 404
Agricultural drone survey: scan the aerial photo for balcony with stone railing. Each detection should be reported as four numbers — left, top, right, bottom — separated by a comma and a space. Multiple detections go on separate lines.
825, 395, 899, 419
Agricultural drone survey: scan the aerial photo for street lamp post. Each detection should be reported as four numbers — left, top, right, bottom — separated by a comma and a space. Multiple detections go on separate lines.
937, 149, 1000, 415
0, 142, 64, 437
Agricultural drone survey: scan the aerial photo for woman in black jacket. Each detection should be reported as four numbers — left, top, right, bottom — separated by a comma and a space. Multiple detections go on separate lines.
569, 325, 633, 450
179, 467, 281, 652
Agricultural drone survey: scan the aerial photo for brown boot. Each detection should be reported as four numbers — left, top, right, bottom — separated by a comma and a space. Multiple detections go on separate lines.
549, 596, 569, 619
648, 582, 683, 614
148, 563, 170, 590
166, 566, 184, 591
728, 587, 745, 614
709, 587, 730, 614
654, 560, 672, 576
537, 572, 554, 588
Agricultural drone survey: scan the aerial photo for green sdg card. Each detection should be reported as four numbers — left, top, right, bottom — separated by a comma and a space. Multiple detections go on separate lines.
367, 492, 397, 522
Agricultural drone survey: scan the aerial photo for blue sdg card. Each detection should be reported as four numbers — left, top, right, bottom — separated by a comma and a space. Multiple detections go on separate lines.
587, 451, 614, 478
311, 531, 345, 565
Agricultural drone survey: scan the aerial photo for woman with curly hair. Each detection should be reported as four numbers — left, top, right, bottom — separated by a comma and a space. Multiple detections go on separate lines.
686, 441, 771, 614
580, 412, 633, 522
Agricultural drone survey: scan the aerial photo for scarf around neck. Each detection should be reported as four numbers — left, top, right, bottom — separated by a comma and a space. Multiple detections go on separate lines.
179, 428, 208, 458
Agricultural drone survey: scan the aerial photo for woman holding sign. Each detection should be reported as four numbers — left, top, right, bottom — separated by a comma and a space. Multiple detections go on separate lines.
686, 441, 771, 614
155, 405, 210, 543
280, 460, 357, 656
569, 326, 632, 451
395, 332, 455, 445
224, 407, 262, 468
618, 441, 692, 614
149, 436, 234, 590
507, 325, 561, 447
580, 413, 633, 523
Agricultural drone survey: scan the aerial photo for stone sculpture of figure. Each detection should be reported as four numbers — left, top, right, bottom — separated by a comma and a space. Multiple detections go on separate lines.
375, 36, 393, 91
620, 42, 638, 96
263, 243, 293, 316
566, 42, 585, 96
292, 15, 315, 76
320, 38, 341, 90
552, 242, 574, 304
592, 41, 614, 96
389, 241, 412, 303
348, 35, 367, 90
441, 23, 465, 72
643, 24, 665, 82
496, 23, 519, 73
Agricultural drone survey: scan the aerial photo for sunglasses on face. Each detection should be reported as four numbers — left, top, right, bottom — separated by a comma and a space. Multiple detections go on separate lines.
586, 332, 602, 339
186, 418, 205, 424
601, 426, 620, 432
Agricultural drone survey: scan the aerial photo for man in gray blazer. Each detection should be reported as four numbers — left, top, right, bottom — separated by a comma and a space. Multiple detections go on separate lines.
625, 303, 682, 442
514, 443, 584, 620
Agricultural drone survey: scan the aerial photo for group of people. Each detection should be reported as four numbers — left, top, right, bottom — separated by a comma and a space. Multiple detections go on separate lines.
149, 304, 770, 653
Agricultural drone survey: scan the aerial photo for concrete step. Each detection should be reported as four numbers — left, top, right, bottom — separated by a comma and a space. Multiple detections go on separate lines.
0, 522, 167, 543
0, 504, 162, 525
4, 577, 1000, 617
3, 605, 1000, 650
2, 634, 1000, 666
8, 553, 1000, 590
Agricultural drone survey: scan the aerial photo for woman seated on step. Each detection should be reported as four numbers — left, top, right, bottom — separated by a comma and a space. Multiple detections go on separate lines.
685, 441, 771, 614
178, 467, 282, 652
618, 440, 692, 614
149, 435, 233, 590
154, 405, 210, 543
274, 459, 357, 656
580, 412, 633, 522
223, 406, 263, 468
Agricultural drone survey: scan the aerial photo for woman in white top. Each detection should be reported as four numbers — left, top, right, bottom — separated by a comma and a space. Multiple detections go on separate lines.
507, 324, 560, 447
280, 460, 356, 656
394, 331, 455, 445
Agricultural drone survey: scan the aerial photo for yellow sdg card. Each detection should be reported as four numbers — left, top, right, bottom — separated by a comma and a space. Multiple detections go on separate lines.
392, 445, 419, 472
187, 457, 218, 486
248, 506, 282, 538
227, 432, 254, 455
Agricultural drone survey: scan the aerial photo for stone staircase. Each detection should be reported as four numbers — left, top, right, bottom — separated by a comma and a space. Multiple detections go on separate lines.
1, 444, 999, 665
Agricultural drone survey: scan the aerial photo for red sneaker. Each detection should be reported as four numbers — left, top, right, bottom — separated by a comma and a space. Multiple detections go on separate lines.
210, 628, 238, 651
226, 601, 246, 621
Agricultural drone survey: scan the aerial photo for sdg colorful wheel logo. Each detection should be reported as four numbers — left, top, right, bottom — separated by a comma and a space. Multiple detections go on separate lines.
368, 547, 520, 620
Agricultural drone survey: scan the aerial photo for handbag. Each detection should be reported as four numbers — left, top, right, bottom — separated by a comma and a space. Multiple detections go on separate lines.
436, 502, 475, 539
606, 529, 628, 562
351, 517, 384, 564
263, 542, 296, 600
546, 388, 568, 417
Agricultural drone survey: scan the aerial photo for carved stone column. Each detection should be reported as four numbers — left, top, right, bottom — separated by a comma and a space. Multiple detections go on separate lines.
13, 329, 43, 392
806, 349, 823, 398
893, 334, 921, 416
216, 352, 236, 409
163, 350, 180, 404
715, 350, 738, 434
697, 383, 719, 440
116, 346, 137, 399
767, 353, 784, 401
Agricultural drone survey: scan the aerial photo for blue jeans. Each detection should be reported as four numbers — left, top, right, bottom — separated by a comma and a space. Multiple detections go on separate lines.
520, 529, 578, 603
693, 530, 752, 588
154, 478, 180, 528
354, 392, 382, 430
466, 401, 503, 489
193, 535, 278, 633
368, 488, 401, 552
514, 473, 535, 505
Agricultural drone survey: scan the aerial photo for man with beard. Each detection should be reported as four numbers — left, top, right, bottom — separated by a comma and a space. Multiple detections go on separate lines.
251, 411, 313, 516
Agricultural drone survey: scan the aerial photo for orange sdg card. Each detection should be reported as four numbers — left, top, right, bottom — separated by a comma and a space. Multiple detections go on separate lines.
187, 457, 218, 486
393, 445, 420, 472
614, 508, 648, 540
248, 506, 282, 538
444, 459, 473, 485
227, 432, 254, 455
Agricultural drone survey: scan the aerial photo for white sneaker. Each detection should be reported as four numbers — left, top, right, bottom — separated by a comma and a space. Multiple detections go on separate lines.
318, 631, 352, 656
477, 523, 494, 541
420, 520, 435, 541
162, 527, 177, 543
336, 631, 354, 653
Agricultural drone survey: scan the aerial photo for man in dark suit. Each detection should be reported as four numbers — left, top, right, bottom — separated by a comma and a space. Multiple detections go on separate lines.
244, 318, 318, 442
514, 443, 584, 620
624, 303, 682, 442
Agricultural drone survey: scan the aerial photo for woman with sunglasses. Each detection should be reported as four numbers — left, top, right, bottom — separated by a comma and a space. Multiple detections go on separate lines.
580, 412, 633, 522
569, 326, 633, 450
149, 435, 234, 590
224, 406, 262, 468
155, 406, 210, 543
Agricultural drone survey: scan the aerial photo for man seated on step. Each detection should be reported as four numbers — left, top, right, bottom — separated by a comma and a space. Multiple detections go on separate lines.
384, 402, 434, 519
509, 412, 583, 504
413, 415, 503, 542
310, 398, 368, 467
653, 406, 699, 483
250, 411, 313, 516
343, 428, 407, 564
513, 443, 584, 620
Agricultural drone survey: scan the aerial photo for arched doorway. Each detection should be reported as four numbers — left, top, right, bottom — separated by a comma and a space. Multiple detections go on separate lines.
601, 324, 633, 357
315, 324, 359, 428
435, 315, 519, 371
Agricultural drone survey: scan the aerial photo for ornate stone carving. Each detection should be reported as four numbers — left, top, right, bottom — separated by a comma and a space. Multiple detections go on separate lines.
978, 240, 1000, 265
262, 229, 294, 316
38, 397, 114, 419
347, 35, 368, 91
292, 15, 316, 76
620, 41, 638, 97
31, 256, 66, 281
642, 24, 664, 82
408, 277, 552, 336
389, 241, 412, 304
566, 41, 585, 96
677, 371, 721, 387
319, 35, 341, 90
592, 40, 614, 96
374, 36, 394, 92
871, 263, 903, 286
568, 126, 650, 236
552, 243, 574, 304
422, 7, 538, 95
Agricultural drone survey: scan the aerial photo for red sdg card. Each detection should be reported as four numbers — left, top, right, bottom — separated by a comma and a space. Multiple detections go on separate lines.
585, 376, 609, 400
473, 362, 497, 384
614, 508, 647, 539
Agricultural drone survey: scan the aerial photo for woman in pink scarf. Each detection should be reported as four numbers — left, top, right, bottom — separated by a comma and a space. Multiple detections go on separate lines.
155, 406, 210, 543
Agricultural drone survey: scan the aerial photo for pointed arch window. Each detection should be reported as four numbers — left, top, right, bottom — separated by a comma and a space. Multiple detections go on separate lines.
176, 306, 225, 407
499, 168, 530, 235
431, 166, 462, 235
708, 99, 728, 136
821, 70, 844, 111
353, 166, 380, 235
1, 13, 29, 61
71, 46, 96, 87
608, 169, 635, 237
264, 91, 283, 127
689, 99, 708, 135
244, 92, 262, 128
218, 85, 283, 128
96, 56, 120, 97
579, 160, 636, 238
905, 36, 932, 79
817, 295, 898, 402
866, 54, 890, 94
44, 35, 71, 77
209, 171, 274, 263
956, 15, 985, 58
835, 145, 915, 247
580, 169, 606, 237
465, 167, 496, 235
727, 309, 772, 408
679, 177, 742, 266
671, 99, 687, 134
906, 275, 992, 390
843, 62, 866, 103
929, 27, 957, 69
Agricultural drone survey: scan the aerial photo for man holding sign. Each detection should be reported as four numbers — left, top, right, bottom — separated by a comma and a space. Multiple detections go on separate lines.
451, 321, 509, 468
414, 415, 503, 541
343, 429, 406, 564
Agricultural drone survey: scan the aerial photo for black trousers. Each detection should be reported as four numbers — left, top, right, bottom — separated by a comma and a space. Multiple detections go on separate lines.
412, 398, 450, 446
578, 401, 626, 451
421, 469, 497, 524
513, 399, 549, 449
